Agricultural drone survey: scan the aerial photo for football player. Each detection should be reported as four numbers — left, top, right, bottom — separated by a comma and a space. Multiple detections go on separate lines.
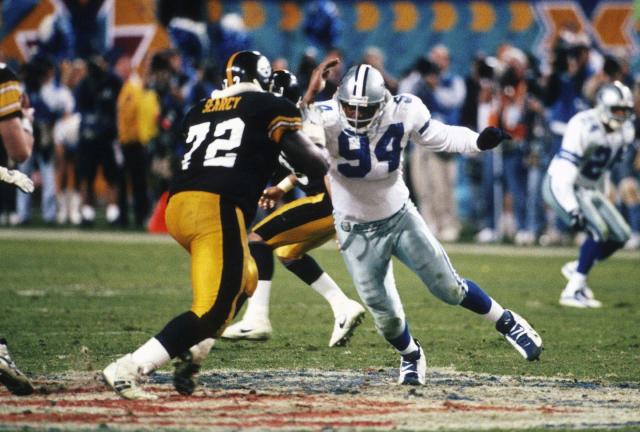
0, 62, 35, 396
304, 60, 542, 385
222, 69, 365, 347
102, 51, 328, 400
543, 81, 635, 308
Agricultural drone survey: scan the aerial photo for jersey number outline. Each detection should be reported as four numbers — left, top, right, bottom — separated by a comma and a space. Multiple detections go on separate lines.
581, 146, 612, 180
181, 118, 246, 170
337, 123, 404, 178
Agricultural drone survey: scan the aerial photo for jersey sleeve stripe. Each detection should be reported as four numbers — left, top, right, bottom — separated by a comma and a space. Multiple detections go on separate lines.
558, 149, 581, 163
0, 80, 21, 114
269, 123, 302, 143
556, 155, 578, 166
418, 120, 430, 134
0, 101, 21, 116
268, 115, 302, 131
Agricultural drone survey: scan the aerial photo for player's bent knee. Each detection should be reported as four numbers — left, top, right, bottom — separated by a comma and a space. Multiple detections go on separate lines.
375, 316, 405, 340
429, 278, 465, 305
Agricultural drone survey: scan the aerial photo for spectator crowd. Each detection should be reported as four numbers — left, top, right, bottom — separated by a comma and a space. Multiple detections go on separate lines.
0, 9, 638, 250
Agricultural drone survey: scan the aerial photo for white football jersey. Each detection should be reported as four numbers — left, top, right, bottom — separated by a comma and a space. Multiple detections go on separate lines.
548, 108, 634, 190
312, 94, 480, 221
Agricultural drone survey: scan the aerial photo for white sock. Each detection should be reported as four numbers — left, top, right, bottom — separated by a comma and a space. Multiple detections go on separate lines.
398, 339, 420, 356
310, 273, 349, 317
243, 280, 271, 321
566, 272, 587, 294
188, 338, 215, 365
131, 337, 170, 375
483, 300, 505, 323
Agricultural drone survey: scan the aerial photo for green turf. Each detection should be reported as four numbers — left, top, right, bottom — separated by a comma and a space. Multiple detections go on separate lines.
1, 237, 639, 383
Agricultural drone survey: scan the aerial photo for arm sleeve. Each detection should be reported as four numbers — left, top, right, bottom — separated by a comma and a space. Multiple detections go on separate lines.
413, 118, 480, 153
549, 158, 580, 213
0, 66, 23, 121
408, 96, 480, 153
267, 97, 302, 144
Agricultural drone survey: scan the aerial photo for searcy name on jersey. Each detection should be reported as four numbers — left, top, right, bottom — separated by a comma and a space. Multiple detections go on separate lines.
202, 96, 242, 113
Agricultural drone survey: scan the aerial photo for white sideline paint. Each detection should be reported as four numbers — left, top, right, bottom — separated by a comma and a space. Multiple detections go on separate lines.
0, 228, 639, 260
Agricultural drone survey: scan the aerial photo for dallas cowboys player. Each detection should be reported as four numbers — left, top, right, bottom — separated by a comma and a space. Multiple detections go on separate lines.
543, 81, 634, 308
303, 60, 543, 385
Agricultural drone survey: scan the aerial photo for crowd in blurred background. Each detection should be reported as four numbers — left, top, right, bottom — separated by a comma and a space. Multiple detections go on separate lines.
0, 1, 638, 250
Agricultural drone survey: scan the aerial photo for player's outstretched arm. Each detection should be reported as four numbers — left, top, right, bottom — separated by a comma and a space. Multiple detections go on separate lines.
280, 130, 329, 179
302, 58, 340, 106
0, 166, 34, 193
476, 126, 511, 151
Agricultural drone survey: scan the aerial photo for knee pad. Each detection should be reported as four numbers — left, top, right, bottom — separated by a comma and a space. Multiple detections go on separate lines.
374, 315, 405, 340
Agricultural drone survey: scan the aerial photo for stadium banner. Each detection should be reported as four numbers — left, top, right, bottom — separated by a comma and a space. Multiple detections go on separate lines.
0, 0, 635, 75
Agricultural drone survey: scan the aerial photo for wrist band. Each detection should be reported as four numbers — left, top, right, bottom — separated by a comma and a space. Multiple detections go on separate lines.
277, 176, 296, 193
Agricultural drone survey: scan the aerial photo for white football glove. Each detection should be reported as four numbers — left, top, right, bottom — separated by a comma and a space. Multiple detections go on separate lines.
0, 166, 34, 193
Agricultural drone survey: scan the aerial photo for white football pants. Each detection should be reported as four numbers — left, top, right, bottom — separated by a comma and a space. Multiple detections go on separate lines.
334, 201, 467, 340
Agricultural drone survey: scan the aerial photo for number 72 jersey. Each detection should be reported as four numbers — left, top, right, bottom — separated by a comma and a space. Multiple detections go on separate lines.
311, 94, 479, 222
169, 88, 302, 222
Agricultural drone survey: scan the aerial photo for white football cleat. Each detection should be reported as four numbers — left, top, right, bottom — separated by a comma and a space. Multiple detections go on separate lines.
0, 339, 34, 396
102, 354, 157, 400
221, 319, 272, 341
398, 340, 426, 385
559, 287, 603, 308
329, 300, 365, 347
560, 261, 601, 307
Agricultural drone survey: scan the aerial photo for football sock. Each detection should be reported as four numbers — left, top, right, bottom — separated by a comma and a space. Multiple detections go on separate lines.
387, 323, 418, 356
187, 338, 215, 365
249, 241, 274, 280
310, 273, 350, 316
577, 236, 601, 274
599, 240, 624, 261
132, 337, 171, 375
283, 254, 323, 285
460, 280, 504, 322
284, 255, 350, 316
566, 272, 587, 294
155, 311, 207, 358
242, 280, 271, 321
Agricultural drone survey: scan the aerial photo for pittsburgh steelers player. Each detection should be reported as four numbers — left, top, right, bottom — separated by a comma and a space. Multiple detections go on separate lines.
102, 51, 328, 400
0, 62, 35, 396
222, 69, 365, 347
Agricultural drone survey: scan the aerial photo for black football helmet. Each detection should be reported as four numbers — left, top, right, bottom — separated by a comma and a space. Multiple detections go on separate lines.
269, 70, 301, 104
224, 50, 271, 90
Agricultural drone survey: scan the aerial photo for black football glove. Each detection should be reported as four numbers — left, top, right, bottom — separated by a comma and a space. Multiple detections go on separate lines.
568, 209, 586, 231
477, 127, 512, 151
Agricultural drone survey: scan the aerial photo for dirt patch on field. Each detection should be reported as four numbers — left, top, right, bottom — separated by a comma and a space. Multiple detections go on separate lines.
1, 368, 639, 431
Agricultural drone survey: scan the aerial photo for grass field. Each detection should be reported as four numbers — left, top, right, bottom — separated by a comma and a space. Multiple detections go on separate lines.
1, 229, 639, 430
2, 230, 639, 379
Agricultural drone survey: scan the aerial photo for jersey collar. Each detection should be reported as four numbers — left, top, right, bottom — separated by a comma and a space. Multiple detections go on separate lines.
211, 82, 264, 99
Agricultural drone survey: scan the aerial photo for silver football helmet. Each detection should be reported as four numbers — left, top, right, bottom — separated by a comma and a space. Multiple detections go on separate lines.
336, 64, 389, 132
596, 81, 635, 130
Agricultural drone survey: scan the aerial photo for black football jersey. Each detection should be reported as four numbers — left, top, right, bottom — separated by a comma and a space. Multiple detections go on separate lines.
0, 64, 23, 121
169, 89, 302, 221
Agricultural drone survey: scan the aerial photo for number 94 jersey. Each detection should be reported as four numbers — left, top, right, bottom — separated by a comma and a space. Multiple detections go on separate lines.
548, 108, 634, 190
170, 85, 302, 222
313, 94, 478, 222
